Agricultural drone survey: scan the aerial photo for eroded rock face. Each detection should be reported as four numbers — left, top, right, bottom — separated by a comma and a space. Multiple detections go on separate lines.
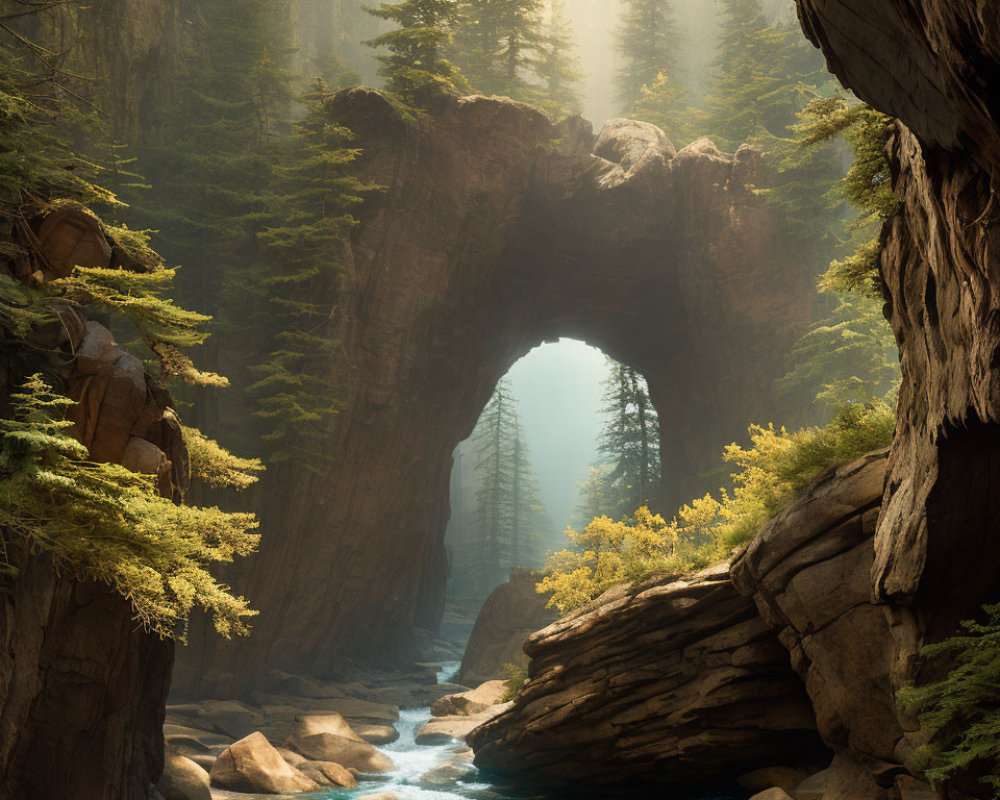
794, 0, 1000, 781
457, 569, 557, 687
179, 89, 817, 694
468, 564, 828, 789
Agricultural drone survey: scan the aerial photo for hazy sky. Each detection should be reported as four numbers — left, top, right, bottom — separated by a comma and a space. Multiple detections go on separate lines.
504, 339, 609, 532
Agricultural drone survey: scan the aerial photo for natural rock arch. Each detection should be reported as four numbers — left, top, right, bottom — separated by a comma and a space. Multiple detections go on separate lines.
175, 91, 817, 695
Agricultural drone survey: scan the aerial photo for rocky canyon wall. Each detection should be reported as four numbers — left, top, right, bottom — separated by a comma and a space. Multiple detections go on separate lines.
175, 90, 818, 695
796, 0, 1000, 774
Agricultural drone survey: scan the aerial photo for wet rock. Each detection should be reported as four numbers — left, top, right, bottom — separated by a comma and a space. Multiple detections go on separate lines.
156, 753, 211, 800
458, 569, 557, 687
209, 732, 318, 794
431, 680, 506, 717
357, 794, 401, 800
163, 724, 233, 754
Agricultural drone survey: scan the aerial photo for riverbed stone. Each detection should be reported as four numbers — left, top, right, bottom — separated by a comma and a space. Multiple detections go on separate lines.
209, 732, 319, 794
431, 680, 506, 717
197, 699, 263, 739
298, 760, 357, 788
749, 789, 795, 800
289, 712, 363, 742
417, 704, 512, 745
157, 752, 211, 800
357, 794, 401, 800
355, 724, 399, 744
285, 732, 395, 773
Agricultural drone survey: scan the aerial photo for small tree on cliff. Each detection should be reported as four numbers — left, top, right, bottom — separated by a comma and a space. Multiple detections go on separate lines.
365, 0, 469, 104
599, 361, 661, 518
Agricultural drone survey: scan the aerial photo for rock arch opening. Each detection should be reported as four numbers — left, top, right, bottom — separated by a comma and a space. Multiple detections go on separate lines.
175, 93, 819, 698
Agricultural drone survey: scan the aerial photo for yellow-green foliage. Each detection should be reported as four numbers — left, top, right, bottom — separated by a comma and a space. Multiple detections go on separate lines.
499, 661, 529, 703
0, 376, 259, 639
539, 402, 895, 612
183, 425, 265, 491
537, 506, 678, 612
899, 605, 1000, 796
55, 264, 228, 388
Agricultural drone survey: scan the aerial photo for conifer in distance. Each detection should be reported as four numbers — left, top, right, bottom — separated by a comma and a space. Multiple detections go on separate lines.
365, 0, 469, 104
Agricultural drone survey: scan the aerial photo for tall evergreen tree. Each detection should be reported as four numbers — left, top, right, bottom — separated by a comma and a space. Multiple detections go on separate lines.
598, 361, 661, 519
533, 0, 584, 115
614, 0, 680, 114
703, 0, 824, 149
364, 0, 469, 104
473, 378, 518, 585
452, 0, 545, 103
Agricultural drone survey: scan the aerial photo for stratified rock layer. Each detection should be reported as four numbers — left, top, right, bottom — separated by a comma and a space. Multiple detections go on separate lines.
732, 452, 899, 780
179, 91, 817, 694
468, 564, 828, 788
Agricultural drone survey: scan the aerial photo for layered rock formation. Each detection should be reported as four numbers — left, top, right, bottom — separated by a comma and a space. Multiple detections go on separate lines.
456, 569, 557, 687
179, 91, 817, 694
732, 452, 899, 791
468, 563, 829, 788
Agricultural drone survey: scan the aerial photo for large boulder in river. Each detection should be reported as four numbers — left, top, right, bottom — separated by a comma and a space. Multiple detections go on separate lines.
418, 704, 512, 745
285, 732, 395, 773
468, 563, 828, 788
457, 569, 557, 686
209, 732, 319, 794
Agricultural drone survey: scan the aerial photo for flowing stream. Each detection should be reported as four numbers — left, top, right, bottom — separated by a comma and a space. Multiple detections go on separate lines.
317, 661, 517, 800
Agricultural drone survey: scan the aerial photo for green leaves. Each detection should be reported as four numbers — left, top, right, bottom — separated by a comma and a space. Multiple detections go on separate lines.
900, 605, 1000, 796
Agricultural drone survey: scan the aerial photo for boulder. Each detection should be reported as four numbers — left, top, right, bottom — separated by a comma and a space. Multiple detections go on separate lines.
457, 569, 558, 686
157, 753, 211, 800
304, 698, 399, 725
163, 724, 233, 754
289, 712, 363, 742
357, 794, 401, 800
285, 732, 394, 773
276, 747, 306, 767
209, 732, 319, 794
431, 680, 506, 717
417, 704, 512, 745
298, 760, 357, 788
354, 724, 399, 745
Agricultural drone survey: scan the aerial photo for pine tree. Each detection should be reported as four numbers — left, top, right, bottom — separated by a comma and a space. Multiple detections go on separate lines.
452, 0, 546, 103
614, 0, 680, 114
246, 79, 369, 464
533, 0, 583, 116
703, 0, 824, 149
473, 378, 518, 585
364, 0, 469, 104
598, 361, 661, 518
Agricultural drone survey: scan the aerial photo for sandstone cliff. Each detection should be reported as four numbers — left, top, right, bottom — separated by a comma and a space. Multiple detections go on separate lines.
178, 90, 817, 694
